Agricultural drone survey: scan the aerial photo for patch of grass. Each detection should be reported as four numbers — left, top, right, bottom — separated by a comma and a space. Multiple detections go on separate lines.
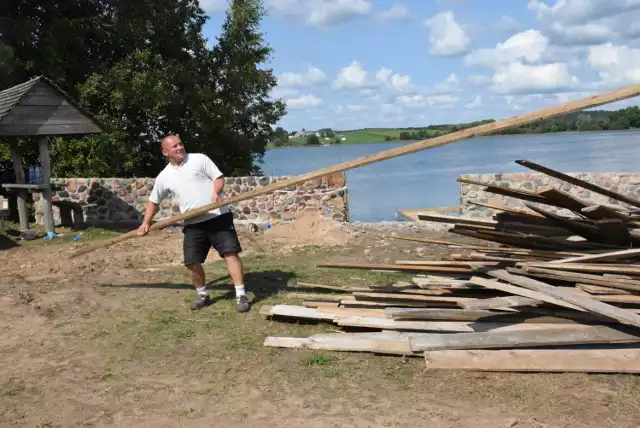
301, 353, 337, 367
0, 222, 121, 248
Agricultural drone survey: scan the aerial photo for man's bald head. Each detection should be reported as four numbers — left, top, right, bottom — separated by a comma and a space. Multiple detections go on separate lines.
161, 135, 181, 150
160, 135, 186, 165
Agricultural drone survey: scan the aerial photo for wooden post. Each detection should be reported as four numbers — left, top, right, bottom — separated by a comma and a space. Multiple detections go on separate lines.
38, 137, 55, 234
7, 140, 29, 230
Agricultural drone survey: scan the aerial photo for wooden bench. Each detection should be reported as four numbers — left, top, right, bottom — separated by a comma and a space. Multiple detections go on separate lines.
51, 200, 98, 229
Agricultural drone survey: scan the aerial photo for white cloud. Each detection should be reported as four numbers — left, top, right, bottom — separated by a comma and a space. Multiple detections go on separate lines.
465, 95, 483, 109
546, 22, 618, 45
286, 94, 324, 109
587, 43, 640, 87
200, 0, 229, 13
265, 0, 372, 27
278, 66, 327, 88
490, 61, 579, 94
431, 73, 460, 94
423, 11, 470, 57
464, 30, 548, 68
396, 95, 426, 109
427, 94, 459, 107
333, 61, 416, 94
333, 60, 370, 89
528, 0, 640, 24
374, 4, 410, 22
529, 0, 640, 46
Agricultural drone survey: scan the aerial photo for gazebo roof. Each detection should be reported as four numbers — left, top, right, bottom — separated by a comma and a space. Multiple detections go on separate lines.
0, 76, 105, 137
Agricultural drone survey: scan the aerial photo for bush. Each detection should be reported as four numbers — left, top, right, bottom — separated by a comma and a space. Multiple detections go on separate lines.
306, 135, 321, 145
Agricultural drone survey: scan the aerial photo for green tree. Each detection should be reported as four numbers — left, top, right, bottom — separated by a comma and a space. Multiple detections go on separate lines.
0, 0, 284, 178
306, 134, 320, 145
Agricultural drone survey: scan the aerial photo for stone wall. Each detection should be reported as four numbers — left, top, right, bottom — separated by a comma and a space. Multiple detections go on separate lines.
459, 172, 640, 218
34, 173, 348, 226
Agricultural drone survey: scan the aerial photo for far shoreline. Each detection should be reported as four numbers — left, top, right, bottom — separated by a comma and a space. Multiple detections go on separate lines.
266, 128, 640, 151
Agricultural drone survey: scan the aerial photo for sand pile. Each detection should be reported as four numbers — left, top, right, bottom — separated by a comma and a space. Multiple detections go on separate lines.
263, 210, 353, 248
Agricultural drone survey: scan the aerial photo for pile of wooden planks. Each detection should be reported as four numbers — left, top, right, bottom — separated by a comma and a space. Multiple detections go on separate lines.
261, 160, 640, 373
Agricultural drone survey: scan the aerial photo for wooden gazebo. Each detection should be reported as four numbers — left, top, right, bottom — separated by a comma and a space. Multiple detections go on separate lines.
0, 76, 104, 233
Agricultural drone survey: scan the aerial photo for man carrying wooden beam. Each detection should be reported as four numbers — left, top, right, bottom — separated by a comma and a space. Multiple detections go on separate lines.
137, 135, 250, 313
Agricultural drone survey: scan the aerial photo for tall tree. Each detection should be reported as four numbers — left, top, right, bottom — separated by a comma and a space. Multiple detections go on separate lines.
206, 0, 286, 175
0, 0, 285, 178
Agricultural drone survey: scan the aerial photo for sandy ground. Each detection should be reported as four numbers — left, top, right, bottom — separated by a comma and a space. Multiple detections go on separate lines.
0, 211, 639, 428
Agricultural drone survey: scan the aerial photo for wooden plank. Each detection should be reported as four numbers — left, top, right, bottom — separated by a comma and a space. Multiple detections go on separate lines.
387, 308, 599, 324
410, 325, 640, 352
394, 260, 502, 268
264, 333, 416, 356
423, 348, 640, 373
415, 213, 497, 227
468, 276, 584, 311
459, 295, 542, 310
316, 262, 472, 274
38, 137, 54, 234
316, 307, 386, 318
7, 140, 28, 230
352, 292, 475, 304
581, 205, 631, 221
464, 200, 545, 218
259, 304, 336, 320
333, 316, 587, 333
577, 283, 632, 295
522, 262, 640, 275
340, 300, 437, 308
537, 188, 589, 213
293, 281, 348, 292
509, 266, 640, 293
384, 235, 591, 257
483, 269, 640, 328
549, 248, 640, 264
457, 178, 549, 204
524, 203, 604, 242
592, 218, 635, 244
71, 84, 640, 257
516, 159, 640, 208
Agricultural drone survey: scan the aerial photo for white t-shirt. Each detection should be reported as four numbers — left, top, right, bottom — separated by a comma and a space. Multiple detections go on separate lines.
148, 153, 231, 225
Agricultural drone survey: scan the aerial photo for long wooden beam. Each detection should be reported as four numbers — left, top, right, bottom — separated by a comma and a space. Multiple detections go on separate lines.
71, 84, 640, 256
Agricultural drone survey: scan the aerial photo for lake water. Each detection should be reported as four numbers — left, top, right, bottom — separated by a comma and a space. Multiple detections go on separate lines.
260, 130, 640, 222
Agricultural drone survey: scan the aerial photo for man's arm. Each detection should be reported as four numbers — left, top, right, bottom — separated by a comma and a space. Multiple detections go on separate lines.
212, 177, 224, 203
141, 200, 160, 226
138, 176, 167, 235
200, 154, 225, 203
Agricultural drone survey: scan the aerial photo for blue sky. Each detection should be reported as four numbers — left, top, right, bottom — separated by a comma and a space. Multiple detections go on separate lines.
200, 0, 640, 131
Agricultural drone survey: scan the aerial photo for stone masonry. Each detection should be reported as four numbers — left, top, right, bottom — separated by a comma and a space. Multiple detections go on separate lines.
459, 172, 640, 219
34, 173, 348, 227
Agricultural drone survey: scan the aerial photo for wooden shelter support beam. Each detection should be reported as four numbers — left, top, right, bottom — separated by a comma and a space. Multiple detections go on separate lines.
38, 137, 55, 234
7, 140, 28, 230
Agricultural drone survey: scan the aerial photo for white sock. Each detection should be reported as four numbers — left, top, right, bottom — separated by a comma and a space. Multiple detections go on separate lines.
234, 284, 246, 297
196, 286, 208, 296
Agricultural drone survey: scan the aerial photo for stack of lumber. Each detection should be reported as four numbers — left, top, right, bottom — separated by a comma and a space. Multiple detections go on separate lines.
261, 160, 640, 373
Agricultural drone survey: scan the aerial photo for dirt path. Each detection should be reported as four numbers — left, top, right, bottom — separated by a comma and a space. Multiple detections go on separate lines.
1, 217, 639, 427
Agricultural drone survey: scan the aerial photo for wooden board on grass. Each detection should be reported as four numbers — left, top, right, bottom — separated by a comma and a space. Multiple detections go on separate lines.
423, 348, 640, 373
410, 325, 640, 352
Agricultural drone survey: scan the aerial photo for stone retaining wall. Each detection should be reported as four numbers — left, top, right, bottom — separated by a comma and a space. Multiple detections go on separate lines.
459, 172, 640, 218
34, 173, 348, 226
